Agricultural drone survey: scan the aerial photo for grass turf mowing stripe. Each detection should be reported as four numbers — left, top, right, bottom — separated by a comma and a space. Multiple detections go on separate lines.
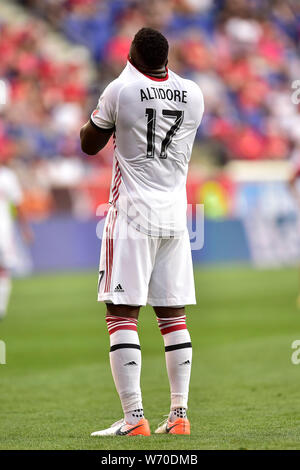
0, 267, 300, 449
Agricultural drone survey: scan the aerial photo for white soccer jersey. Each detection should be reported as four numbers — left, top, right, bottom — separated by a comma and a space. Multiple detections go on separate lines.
91, 59, 204, 237
0, 166, 23, 268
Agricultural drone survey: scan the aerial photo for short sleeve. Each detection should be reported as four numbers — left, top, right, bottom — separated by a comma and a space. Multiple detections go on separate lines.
194, 85, 204, 128
90, 80, 119, 130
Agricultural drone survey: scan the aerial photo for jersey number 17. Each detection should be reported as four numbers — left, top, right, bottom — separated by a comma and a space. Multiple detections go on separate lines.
145, 108, 184, 159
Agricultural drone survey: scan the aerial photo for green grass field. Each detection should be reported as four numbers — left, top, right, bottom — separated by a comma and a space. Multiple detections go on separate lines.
1, 266, 300, 450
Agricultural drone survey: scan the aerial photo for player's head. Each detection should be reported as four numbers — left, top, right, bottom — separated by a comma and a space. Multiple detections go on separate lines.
130, 28, 169, 70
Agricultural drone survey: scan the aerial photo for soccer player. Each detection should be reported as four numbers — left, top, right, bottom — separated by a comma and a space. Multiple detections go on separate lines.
80, 28, 204, 436
0, 155, 32, 319
288, 150, 300, 306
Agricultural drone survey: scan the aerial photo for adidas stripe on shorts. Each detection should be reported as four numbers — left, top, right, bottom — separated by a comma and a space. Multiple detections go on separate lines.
97, 206, 196, 307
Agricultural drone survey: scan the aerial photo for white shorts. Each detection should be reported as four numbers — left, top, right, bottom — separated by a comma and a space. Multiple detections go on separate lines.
97, 207, 196, 306
0, 233, 17, 270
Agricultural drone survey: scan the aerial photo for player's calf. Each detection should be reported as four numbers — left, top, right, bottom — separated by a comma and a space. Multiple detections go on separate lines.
91, 311, 151, 436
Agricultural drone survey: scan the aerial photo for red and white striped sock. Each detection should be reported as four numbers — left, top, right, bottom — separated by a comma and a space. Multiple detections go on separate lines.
106, 315, 143, 424
157, 315, 192, 418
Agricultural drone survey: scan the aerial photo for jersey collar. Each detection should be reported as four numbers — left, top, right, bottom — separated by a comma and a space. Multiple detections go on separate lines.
127, 56, 169, 82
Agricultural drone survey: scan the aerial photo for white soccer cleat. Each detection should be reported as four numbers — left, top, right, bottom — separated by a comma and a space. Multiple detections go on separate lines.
91, 419, 124, 437
155, 416, 190, 435
91, 417, 151, 436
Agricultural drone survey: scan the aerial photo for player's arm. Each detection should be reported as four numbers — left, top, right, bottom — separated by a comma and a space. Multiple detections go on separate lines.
80, 120, 114, 155
288, 167, 300, 208
289, 166, 299, 193
81, 81, 118, 155
289, 170, 298, 189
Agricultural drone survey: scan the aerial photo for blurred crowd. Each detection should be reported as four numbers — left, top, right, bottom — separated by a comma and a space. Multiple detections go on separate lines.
0, 19, 89, 157
1, 0, 300, 216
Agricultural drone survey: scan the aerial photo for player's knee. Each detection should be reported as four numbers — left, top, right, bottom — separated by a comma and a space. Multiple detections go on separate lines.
154, 306, 185, 318
106, 303, 140, 319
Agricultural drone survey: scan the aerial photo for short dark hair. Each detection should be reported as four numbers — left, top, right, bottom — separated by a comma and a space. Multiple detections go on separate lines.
132, 28, 169, 68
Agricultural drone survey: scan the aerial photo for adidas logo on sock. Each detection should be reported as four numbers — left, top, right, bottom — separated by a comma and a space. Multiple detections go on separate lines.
179, 360, 191, 366
114, 284, 124, 292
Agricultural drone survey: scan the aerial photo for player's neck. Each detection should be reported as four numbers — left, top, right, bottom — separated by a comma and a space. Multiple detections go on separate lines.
128, 56, 167, 79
